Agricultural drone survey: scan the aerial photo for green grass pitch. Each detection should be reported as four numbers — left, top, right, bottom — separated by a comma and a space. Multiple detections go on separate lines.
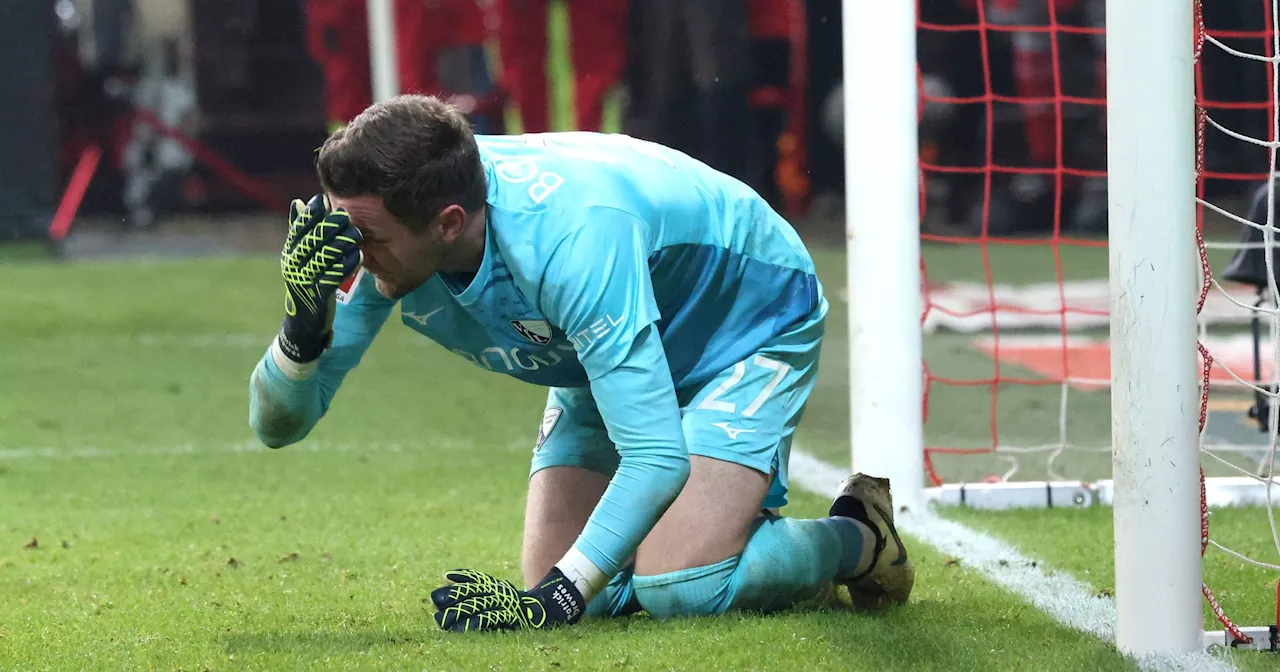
0, 242, 1276, 670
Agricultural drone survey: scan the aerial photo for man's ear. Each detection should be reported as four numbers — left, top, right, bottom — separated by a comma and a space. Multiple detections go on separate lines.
435, 205, 467, 243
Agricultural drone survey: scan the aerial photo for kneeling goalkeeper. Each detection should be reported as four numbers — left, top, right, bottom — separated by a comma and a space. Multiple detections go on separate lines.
249, 95, 914, 631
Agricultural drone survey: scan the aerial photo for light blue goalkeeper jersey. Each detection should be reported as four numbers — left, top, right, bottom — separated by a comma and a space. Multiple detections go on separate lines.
250, 132, 826, 579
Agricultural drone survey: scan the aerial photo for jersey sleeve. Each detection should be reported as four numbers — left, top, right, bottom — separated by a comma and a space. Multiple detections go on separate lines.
538, 207, 690, 578
249, 269, 395, 447
541, 207, 663, 377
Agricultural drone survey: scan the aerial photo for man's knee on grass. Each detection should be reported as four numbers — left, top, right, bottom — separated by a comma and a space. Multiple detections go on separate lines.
585, 567, 640, 619
631, 514, 860, 618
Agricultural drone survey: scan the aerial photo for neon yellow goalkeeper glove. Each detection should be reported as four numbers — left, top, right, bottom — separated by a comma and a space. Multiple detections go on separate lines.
430, 568, 586, 633
277, 194, 362, 363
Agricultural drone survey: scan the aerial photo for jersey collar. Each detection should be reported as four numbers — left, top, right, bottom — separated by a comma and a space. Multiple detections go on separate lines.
443, 211, 495, 307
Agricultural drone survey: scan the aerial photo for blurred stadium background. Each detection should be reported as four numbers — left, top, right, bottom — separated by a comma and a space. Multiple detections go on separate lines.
3, 0, 1123, 250
4, 0, 1268, 249
4, 0, 840, 255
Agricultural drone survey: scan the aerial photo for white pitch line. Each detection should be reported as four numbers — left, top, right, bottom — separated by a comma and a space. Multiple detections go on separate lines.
130, 333, 270, 348
787, 448, 1238, 672
15, 333, 274, 349
0, 440, 408, 461
0, 436, 521, 461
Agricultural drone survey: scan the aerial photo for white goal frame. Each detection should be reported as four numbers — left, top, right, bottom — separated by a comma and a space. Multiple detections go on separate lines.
366, 0, 399, 103
844, 0, 925, 514
843, 0, 1275, 658
1105, 0, 1202, 657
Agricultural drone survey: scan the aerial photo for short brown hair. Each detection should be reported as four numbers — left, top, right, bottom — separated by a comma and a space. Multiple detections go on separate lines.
316, 95, 487, 228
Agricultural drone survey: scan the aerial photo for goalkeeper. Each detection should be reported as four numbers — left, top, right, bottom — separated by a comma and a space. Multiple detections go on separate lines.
249, 95, 914, 632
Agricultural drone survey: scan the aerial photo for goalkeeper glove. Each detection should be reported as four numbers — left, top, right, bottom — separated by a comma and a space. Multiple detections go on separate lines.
430, 567, 587, 633
277, 194, 362, 363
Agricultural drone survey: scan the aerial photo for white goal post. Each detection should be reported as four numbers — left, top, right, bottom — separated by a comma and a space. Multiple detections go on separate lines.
366, 0, 399, 103
1105, 0, 1203, 656
843, 0, 926, 514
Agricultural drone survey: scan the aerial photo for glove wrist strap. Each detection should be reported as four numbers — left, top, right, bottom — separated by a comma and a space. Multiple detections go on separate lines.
532, 567, 588, 625
277, 317, 331, 365
271, 337, 319, 379
554, 546, 608, 603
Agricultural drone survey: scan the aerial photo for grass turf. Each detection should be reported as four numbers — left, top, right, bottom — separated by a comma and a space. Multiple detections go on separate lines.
6, 1, 1273, 662
942, 506, 1280, 671
3, 446, 1132, 671
1, 241, 1274, 669
0, 251, 1139, 670
942, 506, 1280, 632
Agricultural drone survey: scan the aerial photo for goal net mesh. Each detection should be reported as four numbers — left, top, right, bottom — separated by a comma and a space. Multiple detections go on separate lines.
914, 0, 1280, 639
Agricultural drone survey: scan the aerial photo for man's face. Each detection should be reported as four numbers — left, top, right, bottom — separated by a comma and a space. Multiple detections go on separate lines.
329, 195, 444, 300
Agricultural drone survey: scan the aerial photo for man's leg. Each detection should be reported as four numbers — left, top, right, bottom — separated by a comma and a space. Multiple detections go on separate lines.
631, 313, 913, 618
523, 424, 870, 621
634, 455, 768, 576
523, 388, 639, 618
522, 465, 609, 585
631, 456, 877, 618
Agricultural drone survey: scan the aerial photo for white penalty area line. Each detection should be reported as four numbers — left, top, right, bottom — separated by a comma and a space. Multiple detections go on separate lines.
787, 449, 1238, 672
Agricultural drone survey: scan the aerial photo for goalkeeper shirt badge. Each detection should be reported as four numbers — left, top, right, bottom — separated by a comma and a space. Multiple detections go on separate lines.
535, 407, 562, 451
511, 319, 553, 345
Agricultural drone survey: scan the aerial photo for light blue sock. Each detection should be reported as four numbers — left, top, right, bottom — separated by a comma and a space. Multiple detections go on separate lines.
585, 566, 639, 619
632, 515, 866, 618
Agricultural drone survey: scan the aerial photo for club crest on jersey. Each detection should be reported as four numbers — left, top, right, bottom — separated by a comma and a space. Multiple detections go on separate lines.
336, 268, 366, 304
511, 319, 553, 345
535, 407, 562, 451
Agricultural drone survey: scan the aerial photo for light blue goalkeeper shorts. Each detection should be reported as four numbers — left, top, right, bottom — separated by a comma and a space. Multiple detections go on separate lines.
528, 305, 825, 511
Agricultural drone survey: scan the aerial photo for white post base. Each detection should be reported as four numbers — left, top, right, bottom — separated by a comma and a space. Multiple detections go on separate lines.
925, 476, 1280, 510
1203, 626, 1279, 652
